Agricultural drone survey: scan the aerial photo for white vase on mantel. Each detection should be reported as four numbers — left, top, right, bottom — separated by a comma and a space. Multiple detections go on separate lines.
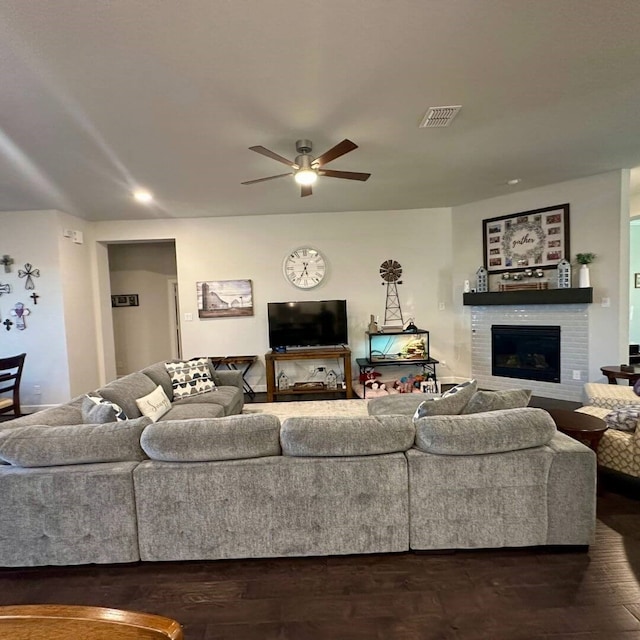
579, 264, 591, 288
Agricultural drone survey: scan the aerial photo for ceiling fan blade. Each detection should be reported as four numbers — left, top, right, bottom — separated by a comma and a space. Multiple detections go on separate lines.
241, 173, 292, 185
319, 169, 371, 181
301, 184, 313, 197
314, 139, 358, 167
249, 146, 297, 168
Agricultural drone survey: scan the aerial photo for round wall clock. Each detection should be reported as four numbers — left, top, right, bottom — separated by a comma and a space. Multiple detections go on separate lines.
283, 246, 326, 289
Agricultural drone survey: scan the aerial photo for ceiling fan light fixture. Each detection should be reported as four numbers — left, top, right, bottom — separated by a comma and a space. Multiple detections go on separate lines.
294, 169, 318, 186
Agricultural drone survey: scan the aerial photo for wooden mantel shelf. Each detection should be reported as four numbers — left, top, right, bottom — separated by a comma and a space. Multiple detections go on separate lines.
463, 287, 593, 306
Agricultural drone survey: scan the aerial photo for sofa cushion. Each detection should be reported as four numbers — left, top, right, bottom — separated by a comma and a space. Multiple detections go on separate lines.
461, 389, 532, 414
140, 414, 281, 462
161, 403, 225, 420
0, 417, 150, 467
413, 380, 477, 419
583, 382, 639, 409
143, 359, 224, 400
368, 394, 430, 417
136, 385, 172, 423
82, 392, 128, 423
604, 406, 640, 432
99, 372, 157, 419
172, 386, 243, 416
414, 407, 556, 455
280, 415, 415, 457
165, 358, 216, 399
0, 401, 84, 430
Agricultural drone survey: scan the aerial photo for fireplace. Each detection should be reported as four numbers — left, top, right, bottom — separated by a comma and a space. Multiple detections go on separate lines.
491, 325, 561, 383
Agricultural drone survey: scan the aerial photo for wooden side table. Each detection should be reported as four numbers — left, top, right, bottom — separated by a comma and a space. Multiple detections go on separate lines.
547, 408, 608, 454
210, 355, 257, 399
600, 365, 640, 386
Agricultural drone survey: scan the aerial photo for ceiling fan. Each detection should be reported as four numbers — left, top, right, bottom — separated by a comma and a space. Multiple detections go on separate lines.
241, 139, 371, 197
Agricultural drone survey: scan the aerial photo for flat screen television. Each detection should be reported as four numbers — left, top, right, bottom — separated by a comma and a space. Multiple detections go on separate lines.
267, 300, 348, 349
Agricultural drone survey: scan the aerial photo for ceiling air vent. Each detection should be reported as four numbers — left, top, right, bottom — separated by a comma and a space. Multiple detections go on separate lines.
419, 105, 462, 128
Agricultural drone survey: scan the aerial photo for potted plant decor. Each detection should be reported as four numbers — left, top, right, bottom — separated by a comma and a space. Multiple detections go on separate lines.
575, 253, 596, 288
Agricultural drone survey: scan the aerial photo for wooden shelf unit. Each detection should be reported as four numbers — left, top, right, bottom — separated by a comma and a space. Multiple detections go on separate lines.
265, 346, 354, 402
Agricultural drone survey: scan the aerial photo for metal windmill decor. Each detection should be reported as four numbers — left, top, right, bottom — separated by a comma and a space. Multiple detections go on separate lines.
379, 259, 404, 326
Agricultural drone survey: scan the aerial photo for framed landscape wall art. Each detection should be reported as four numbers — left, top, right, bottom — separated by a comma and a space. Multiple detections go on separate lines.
197, 279, 254, 318
482, 203, 570, 274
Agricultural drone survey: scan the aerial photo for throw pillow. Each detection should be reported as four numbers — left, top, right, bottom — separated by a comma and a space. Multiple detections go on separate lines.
604, 406, 640, 432
413, 379, 477, 420
82, 392, 128, 423
461, 389, 532, 414
135, 385, 172, 423
165, 358, 216, 399
634, 378, 640, 397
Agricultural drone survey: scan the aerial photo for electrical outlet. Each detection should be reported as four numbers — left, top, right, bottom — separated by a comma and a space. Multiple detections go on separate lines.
184, 312, 193, 321
601, 297, 610, 307
438, 302, 445, 311
572, 370, 581, 380
33, 385, 41, 395
440, 360, 446, 368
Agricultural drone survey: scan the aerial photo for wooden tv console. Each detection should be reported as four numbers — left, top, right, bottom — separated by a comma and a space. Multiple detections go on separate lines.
265, 346, 354, 402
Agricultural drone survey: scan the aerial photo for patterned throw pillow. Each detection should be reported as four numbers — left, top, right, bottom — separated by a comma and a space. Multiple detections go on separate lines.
604, 406, 640, 432
135, 385, 172, 423
165, 358, 216, 399
413, 379, 477, 420
82, 392, 128, 423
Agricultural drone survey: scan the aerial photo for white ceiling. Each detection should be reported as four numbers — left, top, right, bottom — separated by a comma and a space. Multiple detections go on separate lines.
1, 0, 640, 222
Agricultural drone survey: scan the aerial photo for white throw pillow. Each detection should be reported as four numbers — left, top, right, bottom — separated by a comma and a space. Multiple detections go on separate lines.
136, 385, 172, 423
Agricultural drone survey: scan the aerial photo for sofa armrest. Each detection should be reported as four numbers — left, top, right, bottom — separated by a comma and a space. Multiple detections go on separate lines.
214, 369, 243, 391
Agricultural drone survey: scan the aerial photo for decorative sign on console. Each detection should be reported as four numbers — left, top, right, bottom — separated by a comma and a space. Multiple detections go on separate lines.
483, 204, 570, 275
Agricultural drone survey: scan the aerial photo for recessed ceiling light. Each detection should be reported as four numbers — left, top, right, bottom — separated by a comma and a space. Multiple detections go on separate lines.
506, 178, 521, 186
133, 189, 154, 203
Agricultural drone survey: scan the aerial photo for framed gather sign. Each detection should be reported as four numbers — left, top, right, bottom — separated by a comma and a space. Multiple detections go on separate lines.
483, 203, 570, 274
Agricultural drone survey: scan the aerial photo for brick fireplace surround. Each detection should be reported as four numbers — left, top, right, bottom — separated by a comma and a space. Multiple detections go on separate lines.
470, 303, 589, 402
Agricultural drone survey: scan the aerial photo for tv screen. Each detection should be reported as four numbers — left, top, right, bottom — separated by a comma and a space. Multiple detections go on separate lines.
268, 300, 348, 349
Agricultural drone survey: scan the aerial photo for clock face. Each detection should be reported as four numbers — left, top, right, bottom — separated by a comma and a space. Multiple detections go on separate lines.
283, 247, 326, 289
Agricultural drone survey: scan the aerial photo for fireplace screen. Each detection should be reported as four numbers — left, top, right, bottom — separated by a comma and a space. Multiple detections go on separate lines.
491, 325, 561, 383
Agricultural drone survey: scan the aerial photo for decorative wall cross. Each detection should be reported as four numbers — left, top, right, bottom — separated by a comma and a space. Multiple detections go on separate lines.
3, 318, 12, 331
10, 302, 30, 330
18, 263, 40, 290
0, 255, 13, 273
0, 283, 10, 296
30, 292, 39, 305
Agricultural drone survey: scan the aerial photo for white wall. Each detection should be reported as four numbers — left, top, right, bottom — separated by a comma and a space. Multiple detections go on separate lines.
0, 210, 98, 407
91, 208, 457, 390
108, 242, 177, 375
451, 170, 630, 384
57, 211, 100, 397
630, 221, 640, 345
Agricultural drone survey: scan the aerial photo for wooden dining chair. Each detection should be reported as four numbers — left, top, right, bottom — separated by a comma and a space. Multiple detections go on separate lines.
0, 352, 26, 418
0, 604, 184, 639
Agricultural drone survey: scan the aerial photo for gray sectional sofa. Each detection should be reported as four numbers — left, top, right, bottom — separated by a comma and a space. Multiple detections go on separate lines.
0, 365, 597, 567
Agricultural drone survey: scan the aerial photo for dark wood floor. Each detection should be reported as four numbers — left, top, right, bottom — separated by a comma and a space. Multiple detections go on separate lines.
0, 484, 639, 639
